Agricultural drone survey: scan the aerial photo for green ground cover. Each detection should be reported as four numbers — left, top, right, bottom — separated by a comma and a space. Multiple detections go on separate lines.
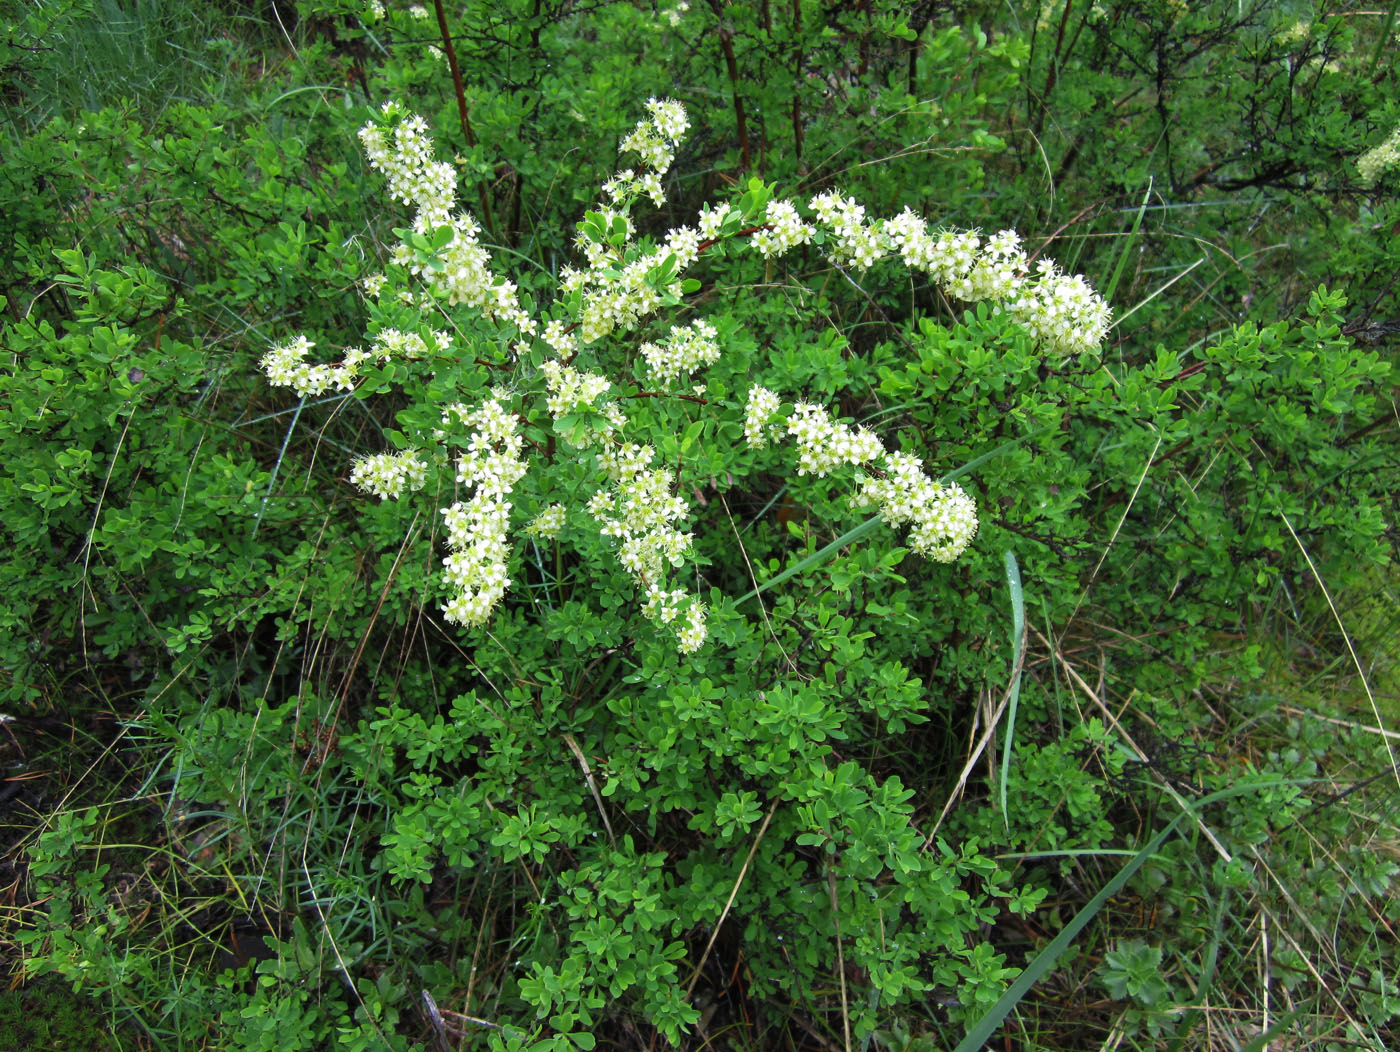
1, 1, 1397, 1049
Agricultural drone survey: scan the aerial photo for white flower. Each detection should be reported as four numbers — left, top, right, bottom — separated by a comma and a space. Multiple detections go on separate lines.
1358, 122, 1400, 187
640, 319, 721, 383
349, 450, 428, 501
752, 200, 813, 259
362, 108, 534, 333
588, 447, 705, 650
808, 190, 886, 271
438, 396, 526, 627
698, 202, 735, 239
744, 385, 782, 447
525, 504, 567, 539
619, 97, 690, 175
855, 452, 979, 562
785, 402, 882, 476
260, 335, 364, 397
1006, 261, 1113, 356
541, 360, 611, 419
358, 112, 457, 227
660, 1, 689, 28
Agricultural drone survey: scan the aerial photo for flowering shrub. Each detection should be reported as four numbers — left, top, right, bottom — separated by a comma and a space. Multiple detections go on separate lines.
244, 93, 1120, 1046
261, 97, 1110, 655
11, 3, 1399, 1050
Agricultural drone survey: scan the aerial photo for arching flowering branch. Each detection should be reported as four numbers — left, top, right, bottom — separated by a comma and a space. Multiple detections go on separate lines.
744, 388, 980, 563
259, 95, 1110, 652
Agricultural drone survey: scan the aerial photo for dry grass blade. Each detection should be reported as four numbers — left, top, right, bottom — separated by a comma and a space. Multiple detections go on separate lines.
562, 731, 615, 848
1035, 626, 1235, 863
1279, 510, 1400, 791
923, 642, 1026, 846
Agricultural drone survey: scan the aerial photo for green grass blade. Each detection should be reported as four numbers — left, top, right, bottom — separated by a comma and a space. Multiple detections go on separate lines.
995, 849, 1169, 861
998, 550, 1025, 830
1102, 178, 1152, 306
1108, 257, 1203, 332
251, 396, 303, 539
739, 484, 791, 537
1371, 0, 1398, 74
1237, 1011, 1303, 1052
736, 515, 885, 603
1166, 885, 1228, 1052
939, 423, 1058, 485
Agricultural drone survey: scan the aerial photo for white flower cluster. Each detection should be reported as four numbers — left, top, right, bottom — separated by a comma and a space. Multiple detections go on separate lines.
349, 450, 428, 501
587, 444, 706, 652
640, 319, 720, 382
524, 504, 567, 539
619, 97, 690, 175
260, 327, 438, 398
440, 397, 527, 627
261, 335, 351, 396
659, 0, 690, 27
644, 586, 706, 653
810, 191, 887, 270
273, 101, 1030, 651
752, 200, 814, 258
1274, 18, 1312, 45
541, 360, 611, 417
596, 442, 656, 483
763, 197, 1113, 357
743, 388, 980, 563
400, 210, 534, 333
377, 327, 439, 358
604, 168, 666, 208
557, 99, 709, 346
568, 224, 700, 344
1357, 122, 1400, 187
856, 453, 979, 563
744, 385, 783, 447
574, 206, 636, 268
361, 104, 534, 334
884, 210, 1111, 356
950, 228, 1024, 302
698, 201, 735, 239
1004, 261, 1110, 354
785, 402, 883, 476
542, 319, 579, 361
357, 108, 457, 228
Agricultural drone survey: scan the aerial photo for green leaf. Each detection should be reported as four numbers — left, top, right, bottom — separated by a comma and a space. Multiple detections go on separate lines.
997, 549, 1025, 829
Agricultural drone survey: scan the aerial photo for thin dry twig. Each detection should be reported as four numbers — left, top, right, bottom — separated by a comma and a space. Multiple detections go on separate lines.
827, 865, 852, 1052
683, 798, 779, 999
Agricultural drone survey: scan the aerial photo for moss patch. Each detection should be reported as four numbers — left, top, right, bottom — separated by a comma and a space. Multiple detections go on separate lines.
0, 975, 119, 1052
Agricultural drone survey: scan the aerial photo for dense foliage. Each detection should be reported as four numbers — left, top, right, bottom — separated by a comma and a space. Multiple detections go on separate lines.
2, 1, 1397, 1050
